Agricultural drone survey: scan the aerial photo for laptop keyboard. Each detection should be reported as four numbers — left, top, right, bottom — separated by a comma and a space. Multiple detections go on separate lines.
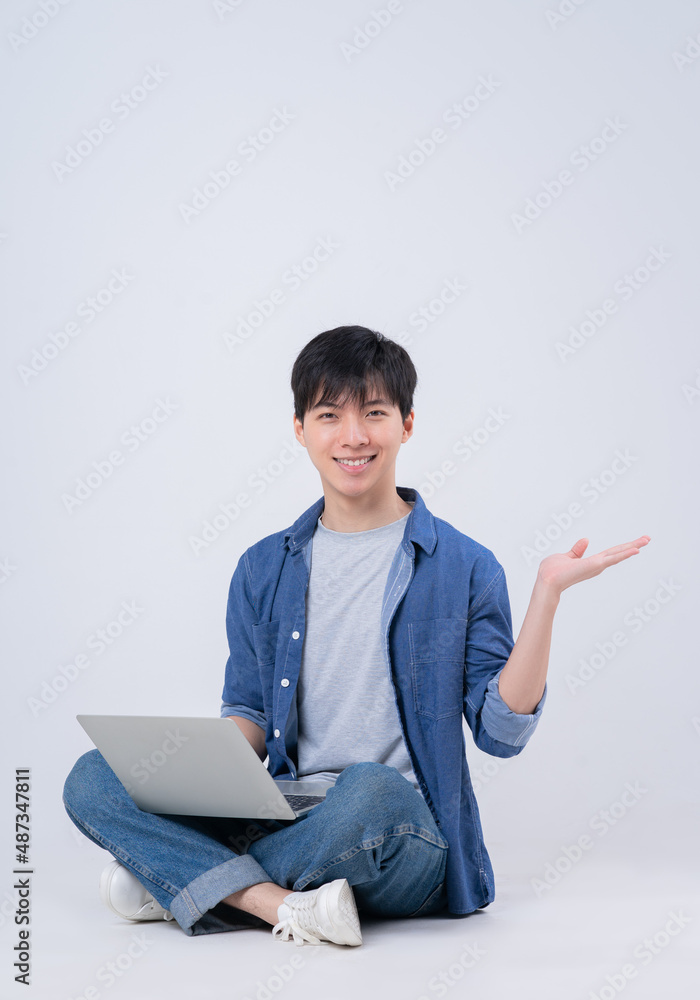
283, 793, 326, 812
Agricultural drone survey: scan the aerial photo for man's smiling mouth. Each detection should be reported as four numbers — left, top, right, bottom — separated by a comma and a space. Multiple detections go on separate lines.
334, 456, 376, 467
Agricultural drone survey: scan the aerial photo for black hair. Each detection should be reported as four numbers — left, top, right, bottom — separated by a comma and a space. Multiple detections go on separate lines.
291, 326, 417, 423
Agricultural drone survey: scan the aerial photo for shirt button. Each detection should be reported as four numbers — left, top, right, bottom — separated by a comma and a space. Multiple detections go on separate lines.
292, 631, 300, 639
274, 729, 280, 738
281, 678, 289, 687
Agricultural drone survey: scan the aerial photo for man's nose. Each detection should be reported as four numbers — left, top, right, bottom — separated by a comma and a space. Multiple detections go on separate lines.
338, 416, 369, 445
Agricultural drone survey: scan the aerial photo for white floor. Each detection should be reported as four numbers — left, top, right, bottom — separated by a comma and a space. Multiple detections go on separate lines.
13, 819, 700, 1000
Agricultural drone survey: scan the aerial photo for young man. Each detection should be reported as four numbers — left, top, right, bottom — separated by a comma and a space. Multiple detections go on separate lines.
63, 326, 649, 946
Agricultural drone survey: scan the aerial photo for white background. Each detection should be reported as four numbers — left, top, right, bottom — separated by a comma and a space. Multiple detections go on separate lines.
2, 1, 699, 998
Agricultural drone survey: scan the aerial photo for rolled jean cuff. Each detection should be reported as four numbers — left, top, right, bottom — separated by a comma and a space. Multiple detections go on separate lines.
170, 854, 273, 931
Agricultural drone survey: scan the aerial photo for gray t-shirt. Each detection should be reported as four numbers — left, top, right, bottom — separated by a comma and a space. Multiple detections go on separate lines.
296, 507, 421, 794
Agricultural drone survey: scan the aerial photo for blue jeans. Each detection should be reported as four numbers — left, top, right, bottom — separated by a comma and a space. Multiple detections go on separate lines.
63, 751, 449, 936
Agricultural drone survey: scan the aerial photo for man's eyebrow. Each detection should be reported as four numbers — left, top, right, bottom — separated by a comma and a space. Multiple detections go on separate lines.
310, 398, 391, 411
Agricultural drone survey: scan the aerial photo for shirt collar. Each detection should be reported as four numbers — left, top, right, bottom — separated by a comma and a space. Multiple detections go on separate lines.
282, 486, 437, 556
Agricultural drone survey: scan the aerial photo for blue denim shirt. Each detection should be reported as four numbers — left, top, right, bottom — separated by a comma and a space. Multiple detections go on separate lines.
221, 486, 546, 914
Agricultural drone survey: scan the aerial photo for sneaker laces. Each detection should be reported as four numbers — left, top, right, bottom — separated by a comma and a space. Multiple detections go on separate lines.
272, 918, 322, 946
272, 895, 325, 946
137, 897, 174, 922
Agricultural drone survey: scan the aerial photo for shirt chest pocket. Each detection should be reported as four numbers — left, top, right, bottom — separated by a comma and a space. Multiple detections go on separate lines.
251, 620, 281, 666
408, 618, 466, 720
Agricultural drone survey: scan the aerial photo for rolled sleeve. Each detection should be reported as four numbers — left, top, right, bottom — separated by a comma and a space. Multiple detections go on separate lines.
480, 669, 547, 748
220, 702, 267, 729
464, 556, 546, 758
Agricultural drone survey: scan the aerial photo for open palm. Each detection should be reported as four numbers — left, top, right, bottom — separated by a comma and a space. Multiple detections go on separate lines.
538, 535, 651, 595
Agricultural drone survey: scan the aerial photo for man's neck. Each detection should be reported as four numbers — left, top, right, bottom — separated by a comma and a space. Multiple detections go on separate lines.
320, 489, 412, 533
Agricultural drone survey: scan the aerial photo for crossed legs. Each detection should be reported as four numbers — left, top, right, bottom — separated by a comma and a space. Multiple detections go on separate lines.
63, 751, 448, 935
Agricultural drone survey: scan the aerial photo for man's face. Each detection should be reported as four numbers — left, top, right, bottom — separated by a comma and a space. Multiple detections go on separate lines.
292, 388, 414, 502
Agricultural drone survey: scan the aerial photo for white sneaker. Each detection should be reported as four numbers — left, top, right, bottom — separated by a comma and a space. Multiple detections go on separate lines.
99, 860, 174, 922
272, 878, 362, 947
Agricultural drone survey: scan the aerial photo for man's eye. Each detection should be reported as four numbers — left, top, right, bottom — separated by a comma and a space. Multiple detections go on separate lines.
318, 409, 385, 418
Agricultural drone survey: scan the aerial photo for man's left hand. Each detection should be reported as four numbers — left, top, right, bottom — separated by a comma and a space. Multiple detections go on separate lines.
537, 535, 651, 596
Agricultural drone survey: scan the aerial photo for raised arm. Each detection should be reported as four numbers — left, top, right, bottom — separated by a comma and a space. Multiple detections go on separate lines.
498, 535, 651, 714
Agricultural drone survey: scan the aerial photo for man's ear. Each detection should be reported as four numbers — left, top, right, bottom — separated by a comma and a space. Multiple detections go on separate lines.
293, 411, 306, 448
401, 408, 415, 443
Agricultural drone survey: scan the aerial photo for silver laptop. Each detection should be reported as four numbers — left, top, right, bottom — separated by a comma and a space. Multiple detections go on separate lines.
76, 715, 330, 820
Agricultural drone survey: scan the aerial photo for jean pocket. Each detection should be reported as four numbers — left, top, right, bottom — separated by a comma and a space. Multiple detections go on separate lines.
409, 618, 466, 720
